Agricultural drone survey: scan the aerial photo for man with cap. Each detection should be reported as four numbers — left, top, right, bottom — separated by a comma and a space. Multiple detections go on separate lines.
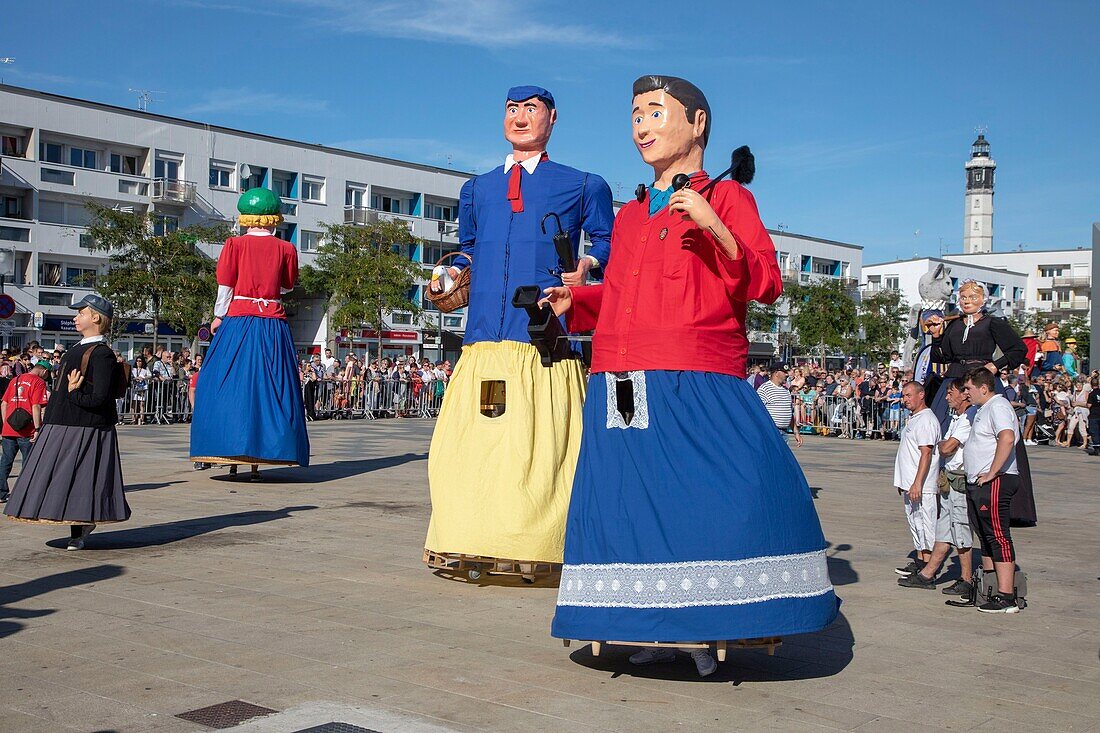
0, 357, 50, 501
424, 85, 614, 580
757, 362, 802, 446
5, 294, 129, 549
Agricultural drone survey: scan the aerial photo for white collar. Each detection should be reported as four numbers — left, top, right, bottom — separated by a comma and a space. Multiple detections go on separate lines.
246, 228, 275, 236
505, 153, 543, 175
79, 335, 107, 345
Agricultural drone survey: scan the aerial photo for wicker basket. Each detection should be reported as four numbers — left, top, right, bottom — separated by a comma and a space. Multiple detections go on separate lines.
425, 251, 471, 313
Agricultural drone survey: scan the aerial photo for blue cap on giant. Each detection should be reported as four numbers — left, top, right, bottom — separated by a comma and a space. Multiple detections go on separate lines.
68, 293, 114, 321
507, 85, 555, 109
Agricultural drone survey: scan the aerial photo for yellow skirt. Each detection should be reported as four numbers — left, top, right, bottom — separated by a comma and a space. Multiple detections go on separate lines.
425, 341, 586, 563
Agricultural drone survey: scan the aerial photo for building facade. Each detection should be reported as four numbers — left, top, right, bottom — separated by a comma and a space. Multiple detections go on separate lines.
0, 84, 472, 360
862, 257, 1029, 319
944, 247, 1092, 324
963, 134, 995, 254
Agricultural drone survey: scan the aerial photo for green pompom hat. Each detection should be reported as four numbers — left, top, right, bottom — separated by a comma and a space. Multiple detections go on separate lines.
237, 188, 282, 216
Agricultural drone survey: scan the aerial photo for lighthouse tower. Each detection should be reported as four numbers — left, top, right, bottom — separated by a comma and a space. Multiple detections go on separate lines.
963, 133, 995, 254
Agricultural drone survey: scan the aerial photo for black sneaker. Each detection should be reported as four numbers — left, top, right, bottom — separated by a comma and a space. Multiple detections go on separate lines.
898, 572, 936, 589
977, 593, 1020, 614
941, 579, 973, 596
894, 560, 922, 576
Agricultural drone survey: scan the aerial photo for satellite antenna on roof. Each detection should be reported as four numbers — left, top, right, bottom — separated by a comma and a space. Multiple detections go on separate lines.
129, 88, 165, 112
0, 57, 13, 84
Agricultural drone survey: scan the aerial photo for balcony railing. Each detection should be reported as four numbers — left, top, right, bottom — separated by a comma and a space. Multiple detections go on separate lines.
151, 178, 196, 205
343, 206, 418, 233
779, 267, 799, 283
1052, 275, 1090, 289
1054, 298, 1090, 311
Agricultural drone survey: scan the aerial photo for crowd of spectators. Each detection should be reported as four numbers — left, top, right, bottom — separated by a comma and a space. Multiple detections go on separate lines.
299, 348, 451, 420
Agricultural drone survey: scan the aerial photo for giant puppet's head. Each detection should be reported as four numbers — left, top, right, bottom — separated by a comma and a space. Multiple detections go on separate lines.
504, 85, 557, 154
631, 75, 711, 169
237, 187, 283, 229
957, 279, 988, 316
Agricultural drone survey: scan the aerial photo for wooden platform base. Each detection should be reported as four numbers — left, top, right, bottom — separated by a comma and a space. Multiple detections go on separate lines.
189, 456, 296, 467
562, 637, 783, 661
423, 549, 560, 582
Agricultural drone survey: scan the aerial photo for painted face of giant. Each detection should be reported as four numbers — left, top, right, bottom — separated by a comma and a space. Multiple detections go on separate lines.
631, 90, 706, 168
957, 284, 986, 315
504, 97, 556, 152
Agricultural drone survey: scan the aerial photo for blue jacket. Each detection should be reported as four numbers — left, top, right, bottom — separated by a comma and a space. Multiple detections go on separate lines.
457, 159, 613, 345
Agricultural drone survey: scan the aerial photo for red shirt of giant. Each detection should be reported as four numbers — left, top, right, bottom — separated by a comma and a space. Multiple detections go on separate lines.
567, 172, 781, 378
218, 233, 298, 319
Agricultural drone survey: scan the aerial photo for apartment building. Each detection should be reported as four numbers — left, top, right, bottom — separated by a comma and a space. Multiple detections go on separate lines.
862, 257, 1029, 318
0, 84, 472, 360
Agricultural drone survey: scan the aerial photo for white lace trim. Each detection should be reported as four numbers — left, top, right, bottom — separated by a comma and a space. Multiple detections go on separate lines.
557, 550, 832, 609
605, 371, 649, 429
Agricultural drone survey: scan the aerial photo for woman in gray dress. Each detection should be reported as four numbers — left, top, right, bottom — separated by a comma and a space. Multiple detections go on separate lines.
4, 294, 128, 550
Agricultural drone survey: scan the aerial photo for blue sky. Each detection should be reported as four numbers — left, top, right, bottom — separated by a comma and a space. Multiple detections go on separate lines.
3, 1, 1097, 263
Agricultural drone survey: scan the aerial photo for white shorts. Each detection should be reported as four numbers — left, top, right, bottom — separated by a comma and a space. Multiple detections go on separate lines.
935, 489, 972, 549
902, 489, 937, 552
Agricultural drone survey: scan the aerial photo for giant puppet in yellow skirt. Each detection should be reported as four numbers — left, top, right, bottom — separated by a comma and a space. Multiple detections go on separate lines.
422, 85, 614, 581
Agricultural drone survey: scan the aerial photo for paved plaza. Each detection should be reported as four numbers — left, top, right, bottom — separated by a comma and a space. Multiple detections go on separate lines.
1, 420, 1098, 733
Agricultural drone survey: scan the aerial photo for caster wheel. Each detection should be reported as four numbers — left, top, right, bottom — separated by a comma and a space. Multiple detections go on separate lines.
522, 575, 535, 584
468, 568, 482, 581
228, 465, 238, 476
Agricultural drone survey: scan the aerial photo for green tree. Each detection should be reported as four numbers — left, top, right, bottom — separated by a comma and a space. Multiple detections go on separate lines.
83, 203, 230, 348
1059, 314, 1090, 364
299, 221, 424, 359
858, 288, 908, 364
786, 280, 858, 360
746, 300, 778, 332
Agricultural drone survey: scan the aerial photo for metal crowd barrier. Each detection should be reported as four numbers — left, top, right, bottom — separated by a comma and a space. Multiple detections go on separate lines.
302, 377, 446, 421
792, 393, 911, 439
112, 377, 448, 424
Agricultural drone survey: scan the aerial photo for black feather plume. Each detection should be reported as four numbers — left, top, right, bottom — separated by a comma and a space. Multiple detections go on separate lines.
731, 145, 755, 184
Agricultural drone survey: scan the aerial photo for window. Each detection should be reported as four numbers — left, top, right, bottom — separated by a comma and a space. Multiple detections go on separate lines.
1, 195, 23, 219
152, 215, 179, 236
973, 170, 983, 183
38, 291, 69, 306
884, 276, 900, 290
301, 176, 324, 202
66, 266, 97, 289
371, 194, 402, 213
1038, 266, 1065, 278
39, 141, 63, 164
443, 316, 462, 328
972, 220, 980, 231
1039, 291, 1053, 302
119, 179, 148, 195
209, 161, 233, 189
345, 185, 367, 208
110, 153, 139, 175
300, 229, 322, 252
38, 261, 63, 287
972, 198, 980, 209
154, 155, 180, 181
240, 165, 266, 191
0, 226, 30, 242
425, 202, 456, 221
69, 146, 97, 169
272, 170, 296, 199
2, 135, 23, 157
812, 260, 834, 275
391, 313, 413, 325
275, 222, 297, 243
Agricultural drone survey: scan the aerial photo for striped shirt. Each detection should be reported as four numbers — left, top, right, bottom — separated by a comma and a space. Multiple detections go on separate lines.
756, 379, 793, 429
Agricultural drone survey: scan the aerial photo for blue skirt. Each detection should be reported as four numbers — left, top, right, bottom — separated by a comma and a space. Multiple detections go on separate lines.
189, 316, 310, 466
552, 371, 838, 642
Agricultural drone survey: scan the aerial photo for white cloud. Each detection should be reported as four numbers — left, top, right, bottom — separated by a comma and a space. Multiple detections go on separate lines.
282, 0, 637, 49
182, 88, 331, 116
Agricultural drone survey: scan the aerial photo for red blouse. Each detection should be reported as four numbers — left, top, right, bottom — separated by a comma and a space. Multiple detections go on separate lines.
567, 172, 781, 378
217, 234, 299, 319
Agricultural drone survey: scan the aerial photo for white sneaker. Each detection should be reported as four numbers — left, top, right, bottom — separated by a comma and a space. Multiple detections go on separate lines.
1024, 440, 1037, 446
628, 648, 676, 665
691, 649, 718, 677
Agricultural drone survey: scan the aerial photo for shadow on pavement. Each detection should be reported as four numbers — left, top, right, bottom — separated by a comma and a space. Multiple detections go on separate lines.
566, 610, 855, 683
44, 506, 318, 550
210, 453, 427, 484
125, 480, 186, 493
826, 542, 858, 586
0, 564, 125, 639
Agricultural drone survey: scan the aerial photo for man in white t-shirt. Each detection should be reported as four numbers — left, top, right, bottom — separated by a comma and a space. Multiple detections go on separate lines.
899, 380, 974, 596
893, 381, 941, 577
963, 368, 1022, 614
321, 348, 336, 377
888, 351, 906, 371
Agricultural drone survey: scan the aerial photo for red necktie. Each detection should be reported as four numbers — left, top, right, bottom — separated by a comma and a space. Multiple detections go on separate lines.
506, 153, 548, 213
507, 163, 523, 213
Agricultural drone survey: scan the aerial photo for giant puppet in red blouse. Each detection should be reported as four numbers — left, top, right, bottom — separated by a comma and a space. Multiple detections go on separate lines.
547, 76, 837, 676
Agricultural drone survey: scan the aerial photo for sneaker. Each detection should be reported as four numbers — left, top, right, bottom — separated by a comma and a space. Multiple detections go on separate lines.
66, 537, 84, 551
894, 560, 922, 576
691, 649, 718, 677
1023, 439, 1037, 446
0, 492, 8, 503
898, 571, 936, 589
978, 593, 1020, 614
941, 579, 973, 596
628, 648, 676, 666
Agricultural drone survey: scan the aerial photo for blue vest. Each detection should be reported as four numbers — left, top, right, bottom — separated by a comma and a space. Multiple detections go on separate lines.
457, 160, 613, 346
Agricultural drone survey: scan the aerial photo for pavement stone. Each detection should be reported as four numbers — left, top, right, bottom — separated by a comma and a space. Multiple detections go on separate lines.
0, 420, 1098, 732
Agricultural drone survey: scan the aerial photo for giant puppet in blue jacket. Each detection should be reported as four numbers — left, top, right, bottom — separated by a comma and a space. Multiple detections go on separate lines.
424, 86, 614, 578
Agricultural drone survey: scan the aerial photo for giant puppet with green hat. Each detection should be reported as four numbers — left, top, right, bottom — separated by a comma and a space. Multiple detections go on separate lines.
188, 188, 310, 479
